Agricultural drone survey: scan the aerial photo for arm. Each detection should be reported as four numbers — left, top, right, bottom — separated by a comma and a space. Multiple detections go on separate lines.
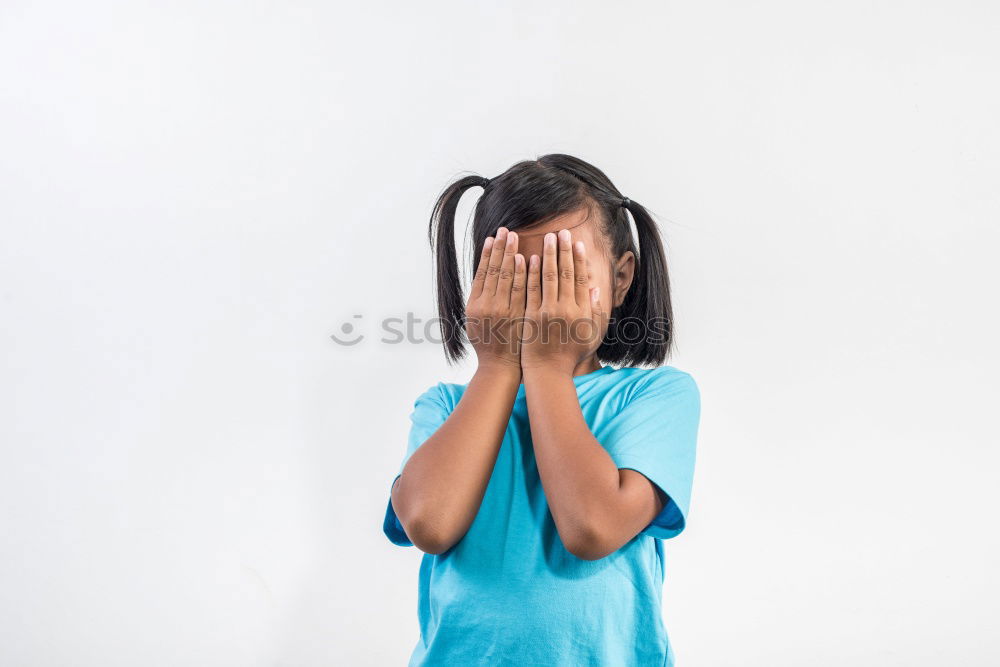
392, 366, 520, 554
522, 368, 665, 560
391, 227, 526, 554
521, 229, 665, 560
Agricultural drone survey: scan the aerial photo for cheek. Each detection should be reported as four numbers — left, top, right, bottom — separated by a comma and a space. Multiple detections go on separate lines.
587, 266, 614, 298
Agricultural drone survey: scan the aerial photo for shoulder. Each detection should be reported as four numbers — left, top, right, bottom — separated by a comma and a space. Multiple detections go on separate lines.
604, 365, 699, 404
412, 380, 467, 413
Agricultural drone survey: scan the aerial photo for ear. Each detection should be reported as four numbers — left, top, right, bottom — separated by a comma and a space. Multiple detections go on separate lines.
611, 251, 635, 308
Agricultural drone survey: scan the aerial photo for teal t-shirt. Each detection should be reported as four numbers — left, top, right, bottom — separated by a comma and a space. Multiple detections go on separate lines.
384, 364, 701, 666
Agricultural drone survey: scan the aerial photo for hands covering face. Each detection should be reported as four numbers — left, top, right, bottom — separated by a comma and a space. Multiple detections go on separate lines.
465, 227, 608, 375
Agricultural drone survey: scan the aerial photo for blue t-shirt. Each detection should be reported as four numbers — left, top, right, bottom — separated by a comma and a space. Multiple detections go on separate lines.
383, 364, 701, 666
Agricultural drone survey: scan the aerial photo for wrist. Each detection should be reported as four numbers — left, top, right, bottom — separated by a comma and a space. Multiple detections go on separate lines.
475, 358, 523, 384
521, 363, 575, 384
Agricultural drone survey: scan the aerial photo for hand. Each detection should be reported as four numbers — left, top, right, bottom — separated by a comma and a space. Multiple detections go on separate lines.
466, 227, 527, 372
521, 229, 608, 375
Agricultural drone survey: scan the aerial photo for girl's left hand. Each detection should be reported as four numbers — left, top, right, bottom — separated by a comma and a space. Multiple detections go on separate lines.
521, 229, 608, 375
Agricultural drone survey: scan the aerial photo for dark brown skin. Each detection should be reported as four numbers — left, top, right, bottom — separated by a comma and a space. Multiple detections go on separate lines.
391, 209, 666, 560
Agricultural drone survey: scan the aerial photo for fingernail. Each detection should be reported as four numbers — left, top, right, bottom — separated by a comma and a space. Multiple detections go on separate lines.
559, 229, 570, 244
593, 287, 600, 301
575, 241, 584, 254
484, 237, 494, 251
530, 254, 540, 269
544, 233, 555, 247
515, 254, 524, 268
507, 231, 517, 245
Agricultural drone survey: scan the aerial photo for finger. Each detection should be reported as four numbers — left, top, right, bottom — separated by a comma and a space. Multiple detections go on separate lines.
573, 240, 589, 307
495, 231, 518, 306
470, 236, 494, 300
557, 229, 574, 302
511, 254, 527, 354
541, 232, 558, 305
483, 227, 508, 296
526, 254, 541, 312
511, 253, 527, 315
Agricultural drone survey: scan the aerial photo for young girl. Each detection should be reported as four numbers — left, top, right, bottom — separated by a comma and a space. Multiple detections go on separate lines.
383, 154, 701, 666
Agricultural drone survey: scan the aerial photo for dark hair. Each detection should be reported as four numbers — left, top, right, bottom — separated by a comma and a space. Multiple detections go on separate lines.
428, 153, 673, 367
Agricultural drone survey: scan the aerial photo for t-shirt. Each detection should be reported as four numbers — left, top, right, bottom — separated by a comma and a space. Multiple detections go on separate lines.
383, 364, 701, 666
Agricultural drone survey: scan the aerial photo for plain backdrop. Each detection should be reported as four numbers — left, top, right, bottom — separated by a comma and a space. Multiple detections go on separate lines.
2, 1, 999, 665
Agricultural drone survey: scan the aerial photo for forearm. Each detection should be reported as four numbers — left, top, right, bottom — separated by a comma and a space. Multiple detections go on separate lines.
393, 362, 521, 552
523, 367, 620, 535
523, 367, 661, 559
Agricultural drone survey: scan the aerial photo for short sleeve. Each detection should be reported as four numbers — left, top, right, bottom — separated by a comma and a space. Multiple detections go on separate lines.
382, 383, 453, 547
596, 369, 701, 540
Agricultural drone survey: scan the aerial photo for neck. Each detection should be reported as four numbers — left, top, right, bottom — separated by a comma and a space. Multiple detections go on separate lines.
572, 356, 603, 378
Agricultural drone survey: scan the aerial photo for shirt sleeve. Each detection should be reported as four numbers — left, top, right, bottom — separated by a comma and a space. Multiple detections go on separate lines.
595, 369, 701, 540
382, 382, 453, 547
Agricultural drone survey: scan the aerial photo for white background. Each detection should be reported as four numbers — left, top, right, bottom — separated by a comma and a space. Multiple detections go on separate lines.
2, 1, 998, 665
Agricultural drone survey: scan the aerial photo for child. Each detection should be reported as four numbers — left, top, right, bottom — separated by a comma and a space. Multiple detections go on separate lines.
384, 154, 701, 666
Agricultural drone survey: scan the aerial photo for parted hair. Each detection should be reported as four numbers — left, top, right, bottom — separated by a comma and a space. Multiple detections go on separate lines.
428, 153, 673, 367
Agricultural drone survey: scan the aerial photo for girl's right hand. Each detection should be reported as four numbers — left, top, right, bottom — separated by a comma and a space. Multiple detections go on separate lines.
393, 227, 526, 555
466, 227, 526, 373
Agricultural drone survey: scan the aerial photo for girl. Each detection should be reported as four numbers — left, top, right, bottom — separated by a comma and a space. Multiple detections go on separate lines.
383, 154, 701, 666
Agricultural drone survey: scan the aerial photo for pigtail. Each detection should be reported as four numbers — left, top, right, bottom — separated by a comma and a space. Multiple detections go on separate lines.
428, 174, 490, 363
616, 199, 673, 366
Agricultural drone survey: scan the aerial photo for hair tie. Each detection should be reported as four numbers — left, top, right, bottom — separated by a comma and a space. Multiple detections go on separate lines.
620, 197, 630, 209
481, 177, 491, 189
